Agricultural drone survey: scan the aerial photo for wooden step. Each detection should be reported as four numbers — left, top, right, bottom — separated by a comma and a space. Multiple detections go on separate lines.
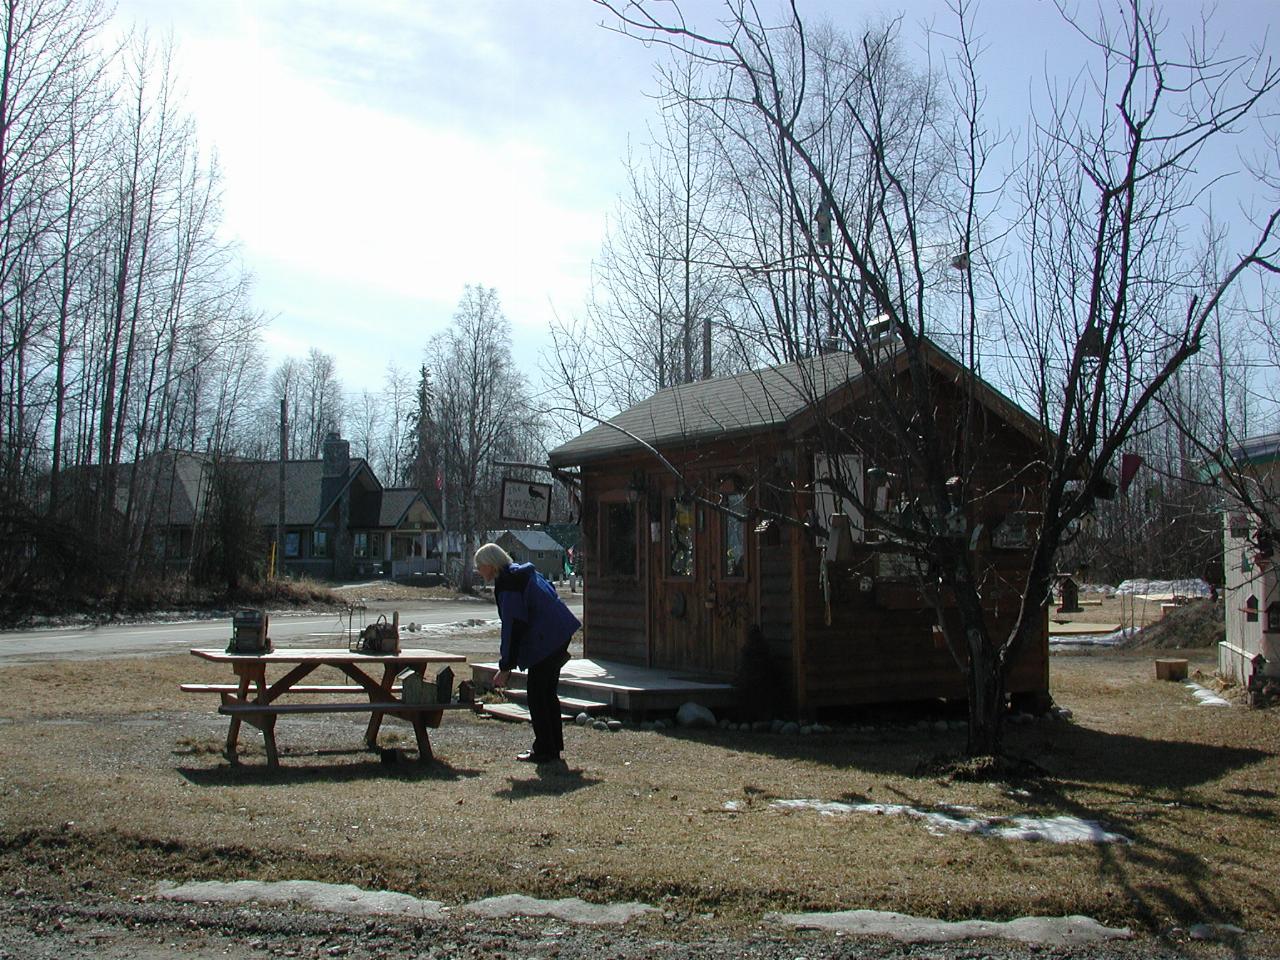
479, 702, 577, 724
502, 689, 609, 714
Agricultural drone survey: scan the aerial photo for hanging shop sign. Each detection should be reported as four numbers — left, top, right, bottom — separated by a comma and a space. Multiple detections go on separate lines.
500, 478, 553, 524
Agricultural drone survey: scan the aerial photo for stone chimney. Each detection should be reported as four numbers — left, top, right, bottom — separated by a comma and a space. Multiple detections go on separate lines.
322, 432, 350, 477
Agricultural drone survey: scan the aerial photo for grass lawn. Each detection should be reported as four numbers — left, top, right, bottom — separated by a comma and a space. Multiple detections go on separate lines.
0, 643, 1275, 939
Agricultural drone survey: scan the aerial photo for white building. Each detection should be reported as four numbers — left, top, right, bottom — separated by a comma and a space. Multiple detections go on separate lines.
1220, 432, 1280, 690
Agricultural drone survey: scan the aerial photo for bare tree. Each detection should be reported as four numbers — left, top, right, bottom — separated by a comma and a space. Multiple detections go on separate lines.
378, 361, 412, 483
596, 0, 1279, 757
544, 57, 747, 427
0, 0, 110, 505
417, 284, 542, 590
0, 2, 267, 602
264, 349, 343, 460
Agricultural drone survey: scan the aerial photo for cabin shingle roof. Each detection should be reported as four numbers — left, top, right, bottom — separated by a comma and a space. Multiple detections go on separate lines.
547, 350, 867, 466
548, 339, 1044, 468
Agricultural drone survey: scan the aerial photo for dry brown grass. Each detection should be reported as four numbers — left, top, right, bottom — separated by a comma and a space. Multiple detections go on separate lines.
0, 646, 1276, 937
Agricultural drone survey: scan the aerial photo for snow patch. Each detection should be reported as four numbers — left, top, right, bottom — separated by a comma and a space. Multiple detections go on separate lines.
770, 799, 1130, 844
1185, 681, 1231, 707
767, 908, 1132, 946
155, 880, 446, 919
1049, 626, 1136, 647
460, 894, 658, 925
155, 882, 658, 926
1114, 578, 1211, 598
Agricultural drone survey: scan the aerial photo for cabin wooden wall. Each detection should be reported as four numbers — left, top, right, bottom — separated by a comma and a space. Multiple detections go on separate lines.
793, 391, 1051, 714
757, 525, 796, 689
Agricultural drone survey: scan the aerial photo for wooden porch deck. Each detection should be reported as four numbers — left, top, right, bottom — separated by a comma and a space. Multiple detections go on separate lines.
470, 658, 737, 716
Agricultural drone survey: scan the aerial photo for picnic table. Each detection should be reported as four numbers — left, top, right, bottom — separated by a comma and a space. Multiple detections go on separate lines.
187, 647, 468, 767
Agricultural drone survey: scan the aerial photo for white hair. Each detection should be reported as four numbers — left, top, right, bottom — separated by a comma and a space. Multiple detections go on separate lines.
474, 542, 513, 569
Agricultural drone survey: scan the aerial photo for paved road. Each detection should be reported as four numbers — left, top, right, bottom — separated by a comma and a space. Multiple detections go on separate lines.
0, 597, 583, 664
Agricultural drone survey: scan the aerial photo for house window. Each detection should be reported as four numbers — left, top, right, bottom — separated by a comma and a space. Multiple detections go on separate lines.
1229, 514, 1249, 539
284, 532, 300, 558
668, 497, 694, 578
312, 530, 329, 558
603, 501, 637, 578
722, 493, 747, 579
1269, 602, 1280, 633
353, 532, 383, 560
1246, 595, 1258, 622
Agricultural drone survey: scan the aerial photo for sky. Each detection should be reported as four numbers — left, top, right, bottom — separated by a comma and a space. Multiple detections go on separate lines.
106, 0, 1278, 403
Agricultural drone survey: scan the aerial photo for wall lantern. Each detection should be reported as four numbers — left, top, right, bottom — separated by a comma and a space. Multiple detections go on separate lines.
717, 473, 744, 496
627, 472, 645, 505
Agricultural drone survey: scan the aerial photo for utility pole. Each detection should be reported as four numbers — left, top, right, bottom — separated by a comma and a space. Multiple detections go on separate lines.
439, 452, 448, 583
277, 398, 287, 578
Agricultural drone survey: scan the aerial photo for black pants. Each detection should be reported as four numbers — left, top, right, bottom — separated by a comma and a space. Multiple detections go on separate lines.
526, 644, 570, 756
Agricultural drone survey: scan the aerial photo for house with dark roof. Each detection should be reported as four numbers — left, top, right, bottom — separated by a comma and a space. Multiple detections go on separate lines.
492, 528, 568, 581
121, 434, 442, 581
547, 339, 1051, 718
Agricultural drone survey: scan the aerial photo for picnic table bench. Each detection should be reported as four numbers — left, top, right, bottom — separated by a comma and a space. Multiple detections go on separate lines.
187, 647, 467, 767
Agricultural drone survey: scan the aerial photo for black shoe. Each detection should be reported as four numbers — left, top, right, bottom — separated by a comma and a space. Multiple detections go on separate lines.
516, 749, 558, 763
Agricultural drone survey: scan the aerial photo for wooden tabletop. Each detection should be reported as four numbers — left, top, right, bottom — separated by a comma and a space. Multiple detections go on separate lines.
191, 647, 467, 665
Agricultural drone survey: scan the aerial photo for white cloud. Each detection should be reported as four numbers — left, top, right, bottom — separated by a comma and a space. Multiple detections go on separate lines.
118, 0, 618, 387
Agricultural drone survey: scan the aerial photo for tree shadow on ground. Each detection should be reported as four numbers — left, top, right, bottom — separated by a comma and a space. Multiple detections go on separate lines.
656, 720, 1271, 791
1012, 724, 1272, 791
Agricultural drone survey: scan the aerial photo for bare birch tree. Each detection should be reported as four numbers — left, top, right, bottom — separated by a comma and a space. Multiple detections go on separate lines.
417, 284, 541, 590
597, 0, 1280, 757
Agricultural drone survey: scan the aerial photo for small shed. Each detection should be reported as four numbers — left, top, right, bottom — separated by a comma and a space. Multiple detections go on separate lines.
1219, 432, 1280, 688
495, 528, 569, 581
547, 342, 1050, 718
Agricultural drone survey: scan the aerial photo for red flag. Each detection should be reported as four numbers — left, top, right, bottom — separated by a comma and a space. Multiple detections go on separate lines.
1119, 453, 1143, 494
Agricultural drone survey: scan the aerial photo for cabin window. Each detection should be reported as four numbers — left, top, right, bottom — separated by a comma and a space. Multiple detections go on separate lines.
284, 531, 300, 558
1246, 595, 1259, 622
1229, 514, 1249, 539
603, 501, 637, 578
668, 497, 695, 578
722, 493, 747, 579
1269, 602, 1280, 633
312, 530, 329, 558
812, 453, 864, 546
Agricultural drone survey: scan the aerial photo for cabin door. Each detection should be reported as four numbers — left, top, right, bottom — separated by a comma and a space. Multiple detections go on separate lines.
708, 491, 752, 678
651, 482, 713, 674
650, 481, 750, 678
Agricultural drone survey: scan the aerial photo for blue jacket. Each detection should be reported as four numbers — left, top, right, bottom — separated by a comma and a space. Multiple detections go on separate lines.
494, 562, 581, 670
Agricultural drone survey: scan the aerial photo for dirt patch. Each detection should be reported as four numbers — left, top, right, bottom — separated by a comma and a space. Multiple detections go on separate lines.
329, 581, 484, 604
1123, 599, 1225, 649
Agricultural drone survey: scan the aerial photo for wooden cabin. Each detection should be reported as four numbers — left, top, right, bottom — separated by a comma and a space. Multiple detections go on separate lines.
547, 341, 1051, 719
